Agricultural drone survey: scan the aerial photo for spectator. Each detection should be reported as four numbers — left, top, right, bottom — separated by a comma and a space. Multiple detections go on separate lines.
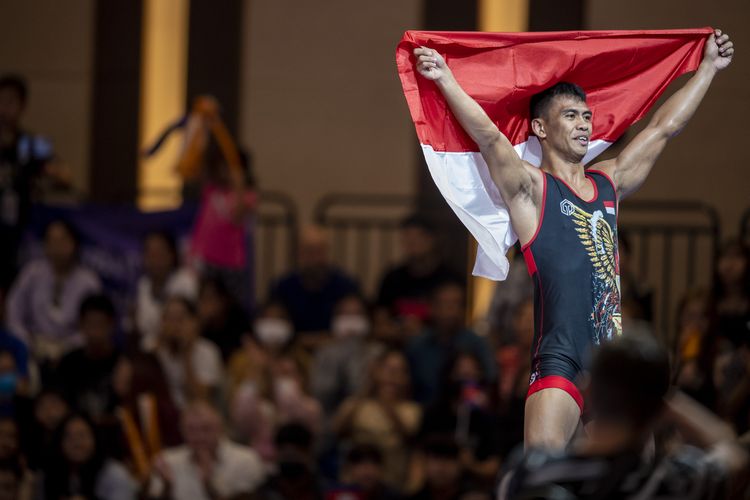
109, 352, 182, 481
419, 353, 500, 488
712, 238, 750, 348
485, 249, 533, 347
21, 389, 70, 471
154, 297, 223, 409
197, 276, 249, 361
135, 231, 198, 351
0, 348, 30, 418
144, 400, 265, 500
311, 294, 384, 417
272, 354, 323, 435
38, 414, 136, 500
491, 298, 534, 459
0, 74, 65, 291
499, 333, 748, 499
6, 220, 100, 364
407, 436, 469, 500
256, 423, 325, 500
407, 281, 495, 404
269, 225, 359, 338
55, 294, 121, 420
334, 349, 421, 492
0, 417, 33, 500
376, 215, 461, 334
335, 443, 403, 500
618, 230, 654, 322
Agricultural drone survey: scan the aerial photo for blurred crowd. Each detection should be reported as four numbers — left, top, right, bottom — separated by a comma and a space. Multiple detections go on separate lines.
0, 74, 749, 500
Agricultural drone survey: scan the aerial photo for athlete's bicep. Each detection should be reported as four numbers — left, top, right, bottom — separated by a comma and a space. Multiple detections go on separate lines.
481, 133, 535, 204
612, 124, 669, 198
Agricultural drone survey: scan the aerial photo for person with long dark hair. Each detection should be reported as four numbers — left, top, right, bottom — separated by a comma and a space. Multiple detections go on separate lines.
38, 414, 136, 500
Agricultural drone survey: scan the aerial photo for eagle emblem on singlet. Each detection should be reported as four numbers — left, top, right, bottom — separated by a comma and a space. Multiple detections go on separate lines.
568, 203, 623, 343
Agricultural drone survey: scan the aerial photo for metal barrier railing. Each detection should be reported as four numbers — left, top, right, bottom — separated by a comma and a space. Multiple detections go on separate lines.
254, 190, 299, 297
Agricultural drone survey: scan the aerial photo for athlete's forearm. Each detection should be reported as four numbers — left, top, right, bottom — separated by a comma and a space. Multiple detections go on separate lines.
435, 73, 505, 149
650, 61, 717, 138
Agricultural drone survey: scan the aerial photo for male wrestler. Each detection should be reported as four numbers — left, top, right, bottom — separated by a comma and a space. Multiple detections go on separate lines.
413, 29, 734, 449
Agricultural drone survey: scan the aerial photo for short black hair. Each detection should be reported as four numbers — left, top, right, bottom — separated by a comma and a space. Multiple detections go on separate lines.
79, 294, 116, 320
0, 74, 28, 104
530, 82, 586, 120
589, 333, 670, 428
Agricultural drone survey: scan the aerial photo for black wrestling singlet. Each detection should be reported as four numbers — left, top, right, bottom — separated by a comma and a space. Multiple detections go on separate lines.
521, 169, 622, 393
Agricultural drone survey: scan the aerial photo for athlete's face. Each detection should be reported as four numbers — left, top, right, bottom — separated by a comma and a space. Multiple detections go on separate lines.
533, 95, 592, 162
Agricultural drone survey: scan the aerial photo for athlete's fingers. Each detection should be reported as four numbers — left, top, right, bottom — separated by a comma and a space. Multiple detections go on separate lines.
714, 28, 722, 37
719, 41, 733, 52
717, 33, 730, 44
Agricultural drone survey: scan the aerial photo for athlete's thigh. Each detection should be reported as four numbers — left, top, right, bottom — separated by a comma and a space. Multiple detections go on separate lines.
524, 387, 581, 451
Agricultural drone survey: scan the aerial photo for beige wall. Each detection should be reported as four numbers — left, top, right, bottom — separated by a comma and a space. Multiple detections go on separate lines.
239, 0, 423, 224
0, 0, 94, 192
587, 0, 750, 238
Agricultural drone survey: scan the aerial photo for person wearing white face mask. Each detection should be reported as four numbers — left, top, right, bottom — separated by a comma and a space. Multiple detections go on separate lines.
311, 294, 384, 418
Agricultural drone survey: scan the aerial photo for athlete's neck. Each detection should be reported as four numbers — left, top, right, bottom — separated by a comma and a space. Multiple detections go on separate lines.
539, 149, 587, 186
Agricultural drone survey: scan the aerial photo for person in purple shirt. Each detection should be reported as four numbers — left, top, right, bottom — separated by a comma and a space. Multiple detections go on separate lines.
6, 219, 100, 363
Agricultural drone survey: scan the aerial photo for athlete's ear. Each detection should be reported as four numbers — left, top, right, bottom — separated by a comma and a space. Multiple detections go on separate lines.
531, 117, 546, 138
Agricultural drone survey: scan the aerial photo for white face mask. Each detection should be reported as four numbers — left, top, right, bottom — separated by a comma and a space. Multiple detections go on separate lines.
331, 314, 370, 339
254, 318, 293, 347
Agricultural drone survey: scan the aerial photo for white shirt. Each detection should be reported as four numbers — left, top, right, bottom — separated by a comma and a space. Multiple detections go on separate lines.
148, 440, 266, 500
156, 338, 223, 408
135, 267, 198, 350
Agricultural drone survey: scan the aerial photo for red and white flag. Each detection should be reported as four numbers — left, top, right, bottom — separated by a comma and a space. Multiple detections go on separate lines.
396, 28, 710, 280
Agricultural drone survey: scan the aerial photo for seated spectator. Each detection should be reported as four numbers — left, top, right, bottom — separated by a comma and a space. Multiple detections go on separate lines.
419, 353, 499, 488
144, 400, 265, 500
712, 238, 750, 348
38, 414, 137, 500
272, 354, 323, 435
0, 347, 31, 418
618, 230, 654, 322
334, 349, 421, 492
6, 220, 100, 364
109, 352, 182, 481
485, 248, 533, 347
335, 443, 403, 500
55, 294, 121, 420
197, 276, 249, 361
499, 333, 749, 499
21, 389, 70, 471
154, 297, 223, 409
407, 281, 495, 405
491, 298, 534, 459
269, 225, 359, 338
311, 294, 384, 417
256, 423, 325, 500
674, 289, 719, 409
0, 417, 33, 500
376, 215, 461, 336
0, 74, 66, 292
407, 435, 471, 500
135, 231, 198, 351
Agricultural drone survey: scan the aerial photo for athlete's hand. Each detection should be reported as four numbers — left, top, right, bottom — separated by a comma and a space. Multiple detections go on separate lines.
704, 29, 734, 72
414, 46, 451, 82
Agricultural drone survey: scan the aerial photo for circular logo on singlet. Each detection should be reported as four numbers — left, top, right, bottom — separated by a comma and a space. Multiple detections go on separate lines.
560, 199, 575, 216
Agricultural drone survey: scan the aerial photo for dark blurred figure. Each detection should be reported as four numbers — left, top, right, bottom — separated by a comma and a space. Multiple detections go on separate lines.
256, 423, 325, 500
335, 444, 403, 500
269, 225, 359, 338
6, 220, 100, 364
419, 353, 499, 489
144, 400, 265, 500
408, 435, 472, 500
376, 215, 461, 336
135, 231, 198, 351
312, 294, 384, 417
407, 281, 495, 405
500, 333, 748, 500
197, 276, 249, 361
334, 349, 421, 491
712, 238, 750, 348
0, 74, 63, 292
0, 417, 33, 500
55, 294, 121, 421
618, 231, 654, 322
21, 389, 70, 471
673, 289, 718, 409
38, 414, 136, 500
108, 352, 182, 482
486, 249, 533, 346
0, 347, 31, 418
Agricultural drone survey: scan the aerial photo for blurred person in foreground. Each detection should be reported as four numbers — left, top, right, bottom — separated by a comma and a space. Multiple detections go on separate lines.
145, 399, 264, 500
0, 417, 33, 500
6, 219, 100, 365
407, 435, 474, 500
499, 332, 748, 500
332, 443, 403, 500
269, 225, 359, 341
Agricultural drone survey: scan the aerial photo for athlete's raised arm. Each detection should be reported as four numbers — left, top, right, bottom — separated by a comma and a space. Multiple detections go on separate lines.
595, 29, 734, 198
414, 47, 539, 217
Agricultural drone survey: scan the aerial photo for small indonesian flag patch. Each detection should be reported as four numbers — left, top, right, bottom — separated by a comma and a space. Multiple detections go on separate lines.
604, 201, 616, 215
